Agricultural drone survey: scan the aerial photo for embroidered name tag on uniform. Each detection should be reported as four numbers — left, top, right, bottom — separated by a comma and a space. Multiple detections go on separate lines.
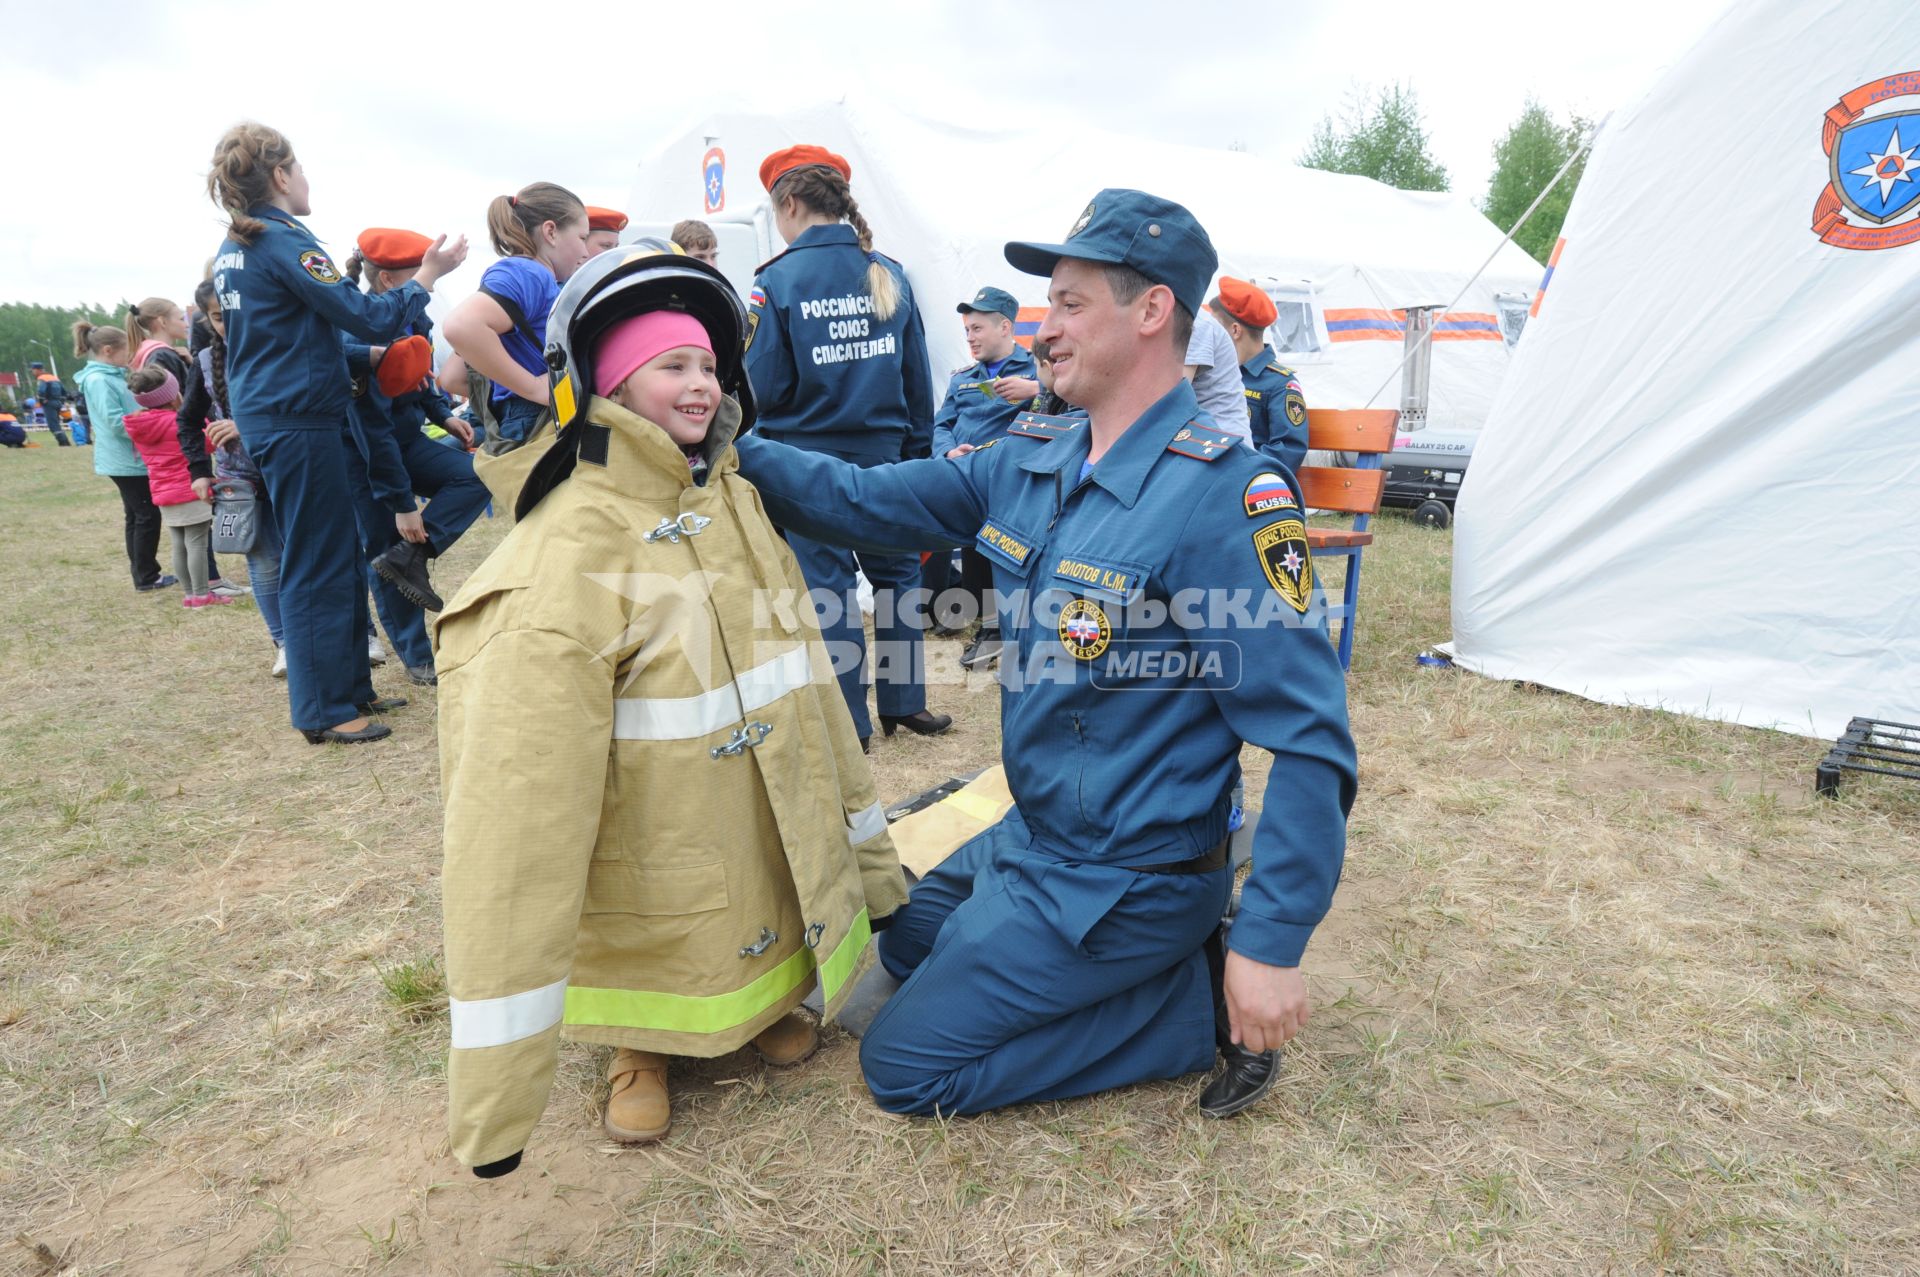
1051, 554, 1149, 603
1254, 518, 1313, 614
1007, 411, 1084, 441
299, 250, 341, 284
1166, 421, 1235, 460
1243, 472, 1298, 517
975, 519, 1036, 569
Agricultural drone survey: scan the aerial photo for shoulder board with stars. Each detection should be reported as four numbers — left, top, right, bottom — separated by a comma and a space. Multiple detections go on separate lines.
1007, 411, 1086, 441
1270, 362, 1295, 377
1166, 421, 1236, 461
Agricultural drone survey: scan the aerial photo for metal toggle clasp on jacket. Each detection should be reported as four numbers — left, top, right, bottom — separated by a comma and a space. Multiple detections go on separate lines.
709, 720, 774, 759
644, 512, 713, 543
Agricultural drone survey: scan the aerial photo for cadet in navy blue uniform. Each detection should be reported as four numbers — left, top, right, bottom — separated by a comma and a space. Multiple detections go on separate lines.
1208, 277, 1309, 471
926, 285, 1038, 660
734, 190, 1356, 1118
340, 337, 431, 683
341, 228, 491, 673
746, 144, 948, 748
930, 287, 1039, 457
206, 123, 467, 743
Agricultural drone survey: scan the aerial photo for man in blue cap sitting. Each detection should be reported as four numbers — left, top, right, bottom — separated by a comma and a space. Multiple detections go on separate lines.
925, 285, 1039, 664
734, 189, 1355, 1120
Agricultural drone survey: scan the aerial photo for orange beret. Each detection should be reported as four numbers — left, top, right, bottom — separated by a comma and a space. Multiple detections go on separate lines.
376, 334, 433, 397
1216, 277, 1278, 329
356, 227, 433, 270
586, 206, 628, 233
759, 144, 851, 192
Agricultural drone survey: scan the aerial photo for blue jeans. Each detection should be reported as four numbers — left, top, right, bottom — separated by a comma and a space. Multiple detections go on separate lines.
247, 486, 285, 646
491, 395, 545, 446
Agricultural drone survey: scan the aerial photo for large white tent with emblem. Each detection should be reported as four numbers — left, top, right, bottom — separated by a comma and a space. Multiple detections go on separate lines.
1447, 0, 1920, 738
626, 100, 1544, 431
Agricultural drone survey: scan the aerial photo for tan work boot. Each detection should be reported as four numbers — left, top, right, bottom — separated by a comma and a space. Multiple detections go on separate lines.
752, 1012, 820, 1068
604, 1049, 671, 1143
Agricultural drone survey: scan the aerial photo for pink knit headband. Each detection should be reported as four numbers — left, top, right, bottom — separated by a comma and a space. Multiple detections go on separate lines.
593, 312, 713, 397
133, 370, 180, 408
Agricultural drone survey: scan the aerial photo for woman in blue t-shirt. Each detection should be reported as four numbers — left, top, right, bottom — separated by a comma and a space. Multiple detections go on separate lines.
443, 182, 591, 448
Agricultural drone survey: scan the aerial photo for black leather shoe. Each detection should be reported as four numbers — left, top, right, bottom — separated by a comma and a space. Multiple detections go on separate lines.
406, 664, 438, 686
960, 626, 1003, 669
372, 540, 444, 612
880, 709, 953, 738
1198, 1043, 1280, 1119
135, 574, 178, 593
860, 737, 871, 754
301, 721, 393, 745
357, 696, 409, 714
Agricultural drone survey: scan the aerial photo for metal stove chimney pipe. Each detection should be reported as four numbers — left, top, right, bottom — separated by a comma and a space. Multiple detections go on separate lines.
1399, 304, 1440, 433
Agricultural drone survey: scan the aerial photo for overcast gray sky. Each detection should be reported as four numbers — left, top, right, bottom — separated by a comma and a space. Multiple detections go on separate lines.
6, 0, 1729, 308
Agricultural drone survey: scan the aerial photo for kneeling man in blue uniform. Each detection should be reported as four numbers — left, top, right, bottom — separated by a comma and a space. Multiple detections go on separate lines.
733, 190, 1356, 1118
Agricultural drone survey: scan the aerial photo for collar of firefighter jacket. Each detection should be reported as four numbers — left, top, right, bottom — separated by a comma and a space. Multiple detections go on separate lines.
578, 394, 744, 496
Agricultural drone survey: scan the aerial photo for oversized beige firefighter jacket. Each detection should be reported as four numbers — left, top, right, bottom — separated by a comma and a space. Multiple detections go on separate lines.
434, 395, 909, 1169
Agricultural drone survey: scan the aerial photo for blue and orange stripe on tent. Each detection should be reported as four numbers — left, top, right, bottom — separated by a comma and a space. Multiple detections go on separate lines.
1323, 308, 1504, 343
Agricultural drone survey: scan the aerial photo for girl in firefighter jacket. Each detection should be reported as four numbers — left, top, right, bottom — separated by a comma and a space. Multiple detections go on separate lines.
433, 245, 908, 1177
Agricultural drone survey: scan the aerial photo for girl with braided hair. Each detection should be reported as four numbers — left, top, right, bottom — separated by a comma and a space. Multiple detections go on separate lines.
745, 144, 947, 750
179, 279, 288, 670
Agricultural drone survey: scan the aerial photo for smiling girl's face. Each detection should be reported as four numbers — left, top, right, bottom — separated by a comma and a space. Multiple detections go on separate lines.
611, 344, 719, 445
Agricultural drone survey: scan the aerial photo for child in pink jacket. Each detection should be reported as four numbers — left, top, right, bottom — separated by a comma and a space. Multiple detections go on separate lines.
124, 368, 230, 609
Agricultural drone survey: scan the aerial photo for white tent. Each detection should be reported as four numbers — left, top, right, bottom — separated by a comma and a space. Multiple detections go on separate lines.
626, 101, 1543, 429
1448, 0, 1920, 738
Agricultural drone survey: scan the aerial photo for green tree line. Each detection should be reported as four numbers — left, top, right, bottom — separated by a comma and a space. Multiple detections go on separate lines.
1, 301, 126, 407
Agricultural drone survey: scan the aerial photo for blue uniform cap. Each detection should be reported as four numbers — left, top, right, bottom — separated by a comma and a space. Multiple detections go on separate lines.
957, 286, 1019, 321
29, 361, 43, 369
1004, 188, 1218, 315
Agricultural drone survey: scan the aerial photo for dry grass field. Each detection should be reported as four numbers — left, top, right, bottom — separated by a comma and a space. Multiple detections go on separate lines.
2, 443, 1916, 1275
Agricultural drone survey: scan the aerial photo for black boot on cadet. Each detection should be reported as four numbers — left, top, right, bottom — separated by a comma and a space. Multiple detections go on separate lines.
372, 539, 444, 612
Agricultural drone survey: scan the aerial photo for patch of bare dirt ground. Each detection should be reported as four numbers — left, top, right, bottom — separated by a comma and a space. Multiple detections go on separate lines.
3, 447, 1916, 1274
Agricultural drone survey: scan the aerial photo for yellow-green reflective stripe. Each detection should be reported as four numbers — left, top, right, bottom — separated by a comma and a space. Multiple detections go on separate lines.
563, 907, 873, 1034
566, 947, 811, 1034
818, 908, 871, 1003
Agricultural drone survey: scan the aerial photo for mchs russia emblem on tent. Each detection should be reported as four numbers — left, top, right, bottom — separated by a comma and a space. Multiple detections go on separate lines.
1813, 71, 1920, 250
